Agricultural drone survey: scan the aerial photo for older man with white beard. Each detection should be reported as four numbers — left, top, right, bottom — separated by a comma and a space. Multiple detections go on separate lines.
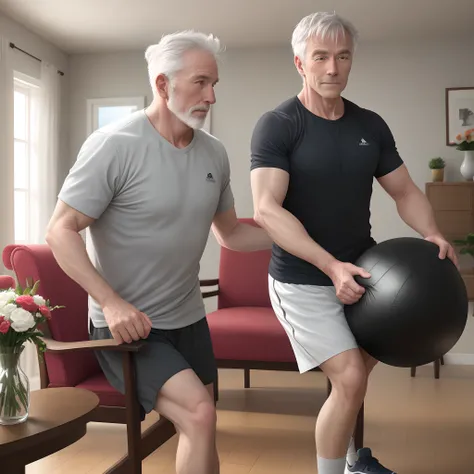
45, 30, 272, 474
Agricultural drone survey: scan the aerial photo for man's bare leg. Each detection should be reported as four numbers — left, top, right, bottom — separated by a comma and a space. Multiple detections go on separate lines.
154, 369, 218, 474
346, 348, 379, 465
205, 382, 220, 474
315, 348, 368, 469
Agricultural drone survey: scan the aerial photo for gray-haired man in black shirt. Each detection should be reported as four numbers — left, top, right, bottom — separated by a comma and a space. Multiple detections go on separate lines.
250, 11, 457, 474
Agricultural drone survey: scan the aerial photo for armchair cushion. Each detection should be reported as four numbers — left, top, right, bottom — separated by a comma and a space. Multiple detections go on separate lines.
75, 372, 126, 407
207, 307, 295, 362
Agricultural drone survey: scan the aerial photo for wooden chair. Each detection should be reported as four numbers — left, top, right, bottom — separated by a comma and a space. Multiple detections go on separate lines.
411, 356, 444, 379
2, 244, 176, 474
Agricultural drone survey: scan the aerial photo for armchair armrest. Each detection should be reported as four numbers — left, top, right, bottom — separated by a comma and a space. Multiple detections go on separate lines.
41, 337, 145, 353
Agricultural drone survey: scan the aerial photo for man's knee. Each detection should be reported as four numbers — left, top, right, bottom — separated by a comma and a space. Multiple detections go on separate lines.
153, 369, 217, 436
336, 364, 368, 403
323, 351, 368, 404
187, 399, 217, 434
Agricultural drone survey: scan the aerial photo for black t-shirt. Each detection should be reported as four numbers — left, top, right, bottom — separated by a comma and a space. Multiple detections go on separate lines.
250, 96, 403, 286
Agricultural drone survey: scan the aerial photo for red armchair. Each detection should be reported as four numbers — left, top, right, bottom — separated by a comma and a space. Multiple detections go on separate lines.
2, 244, 175, 474
0, 275, 15, 290
204, 218, 364, 449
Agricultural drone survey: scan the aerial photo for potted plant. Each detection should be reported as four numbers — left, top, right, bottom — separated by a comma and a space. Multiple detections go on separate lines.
429, 157, 445, 182
453, 233, 474, 260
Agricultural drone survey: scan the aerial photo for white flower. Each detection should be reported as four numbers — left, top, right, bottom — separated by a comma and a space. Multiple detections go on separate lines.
0, 303, 17, 321
9, 307, 36, 332
0, 290, 16, 305
33, 295, 46, 306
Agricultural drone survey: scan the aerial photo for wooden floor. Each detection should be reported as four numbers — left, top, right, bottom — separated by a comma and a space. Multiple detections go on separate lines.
27, 362, 474, 473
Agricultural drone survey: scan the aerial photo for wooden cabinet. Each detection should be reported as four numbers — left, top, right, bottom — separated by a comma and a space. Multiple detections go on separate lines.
425, 181, 474, 300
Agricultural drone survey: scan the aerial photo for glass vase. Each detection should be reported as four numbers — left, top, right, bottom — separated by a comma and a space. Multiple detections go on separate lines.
0, 346, 30, 425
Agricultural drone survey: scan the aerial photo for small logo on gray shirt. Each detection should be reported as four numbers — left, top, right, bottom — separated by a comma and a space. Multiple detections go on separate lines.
206, 172, 215, 182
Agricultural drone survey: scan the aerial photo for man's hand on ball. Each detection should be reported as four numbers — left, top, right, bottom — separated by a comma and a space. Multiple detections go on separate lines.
424, 234, 459, 269
327, 261, 371, 305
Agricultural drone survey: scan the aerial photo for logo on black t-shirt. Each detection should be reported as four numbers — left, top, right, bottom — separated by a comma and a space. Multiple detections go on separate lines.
359, 138, 370, 146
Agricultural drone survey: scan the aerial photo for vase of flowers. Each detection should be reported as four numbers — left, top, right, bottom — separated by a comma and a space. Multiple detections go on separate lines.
453, 128, 474, 180
0, 280, 62, 425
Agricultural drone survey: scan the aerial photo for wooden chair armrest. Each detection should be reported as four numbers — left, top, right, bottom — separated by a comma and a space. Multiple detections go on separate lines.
200, 278, 219, 299
41, 337, 146, 353
200, 279, 219, 286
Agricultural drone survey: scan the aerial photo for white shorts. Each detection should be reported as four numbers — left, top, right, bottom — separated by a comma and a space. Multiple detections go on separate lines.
268, 275, 359, 373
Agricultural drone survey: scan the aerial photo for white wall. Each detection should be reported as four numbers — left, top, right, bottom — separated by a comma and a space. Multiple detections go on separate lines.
0, 12, 70, 185
0, 12, 70, 273
0, 12, 68, 70
67, 34, 474, 355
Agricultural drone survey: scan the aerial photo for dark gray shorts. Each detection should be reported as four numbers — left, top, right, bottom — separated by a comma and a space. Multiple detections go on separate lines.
90, 317, 217, 420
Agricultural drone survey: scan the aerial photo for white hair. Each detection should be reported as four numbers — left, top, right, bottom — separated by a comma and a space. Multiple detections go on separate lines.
145, 30, 223, 96
291, 11, 359, 62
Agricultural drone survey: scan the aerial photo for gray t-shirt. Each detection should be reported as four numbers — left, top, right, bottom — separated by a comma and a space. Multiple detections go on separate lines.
58, 110, 234, 330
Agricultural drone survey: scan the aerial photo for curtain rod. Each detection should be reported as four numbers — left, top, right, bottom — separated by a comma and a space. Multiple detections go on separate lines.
9, 42, 65, 76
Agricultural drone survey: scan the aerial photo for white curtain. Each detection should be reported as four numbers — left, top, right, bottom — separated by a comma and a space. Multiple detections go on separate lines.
30, 61, 61, 244
21, 62, 62, 388
0, 37, 15, 274
0, 39, 39, 387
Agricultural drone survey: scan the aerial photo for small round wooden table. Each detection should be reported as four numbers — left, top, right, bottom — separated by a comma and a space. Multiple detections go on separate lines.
0, 387, 99, 473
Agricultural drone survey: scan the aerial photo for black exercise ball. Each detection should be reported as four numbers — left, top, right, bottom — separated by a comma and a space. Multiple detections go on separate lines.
344, 237, 468, 368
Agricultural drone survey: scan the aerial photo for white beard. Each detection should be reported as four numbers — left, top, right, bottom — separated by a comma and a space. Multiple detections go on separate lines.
168, 91, 209, 130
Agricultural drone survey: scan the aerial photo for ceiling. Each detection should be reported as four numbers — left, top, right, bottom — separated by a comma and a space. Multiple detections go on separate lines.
1, 0, 473, 54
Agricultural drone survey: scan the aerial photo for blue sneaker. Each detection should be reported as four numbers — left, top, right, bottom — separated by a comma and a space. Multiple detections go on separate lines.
345, 447, 396, 473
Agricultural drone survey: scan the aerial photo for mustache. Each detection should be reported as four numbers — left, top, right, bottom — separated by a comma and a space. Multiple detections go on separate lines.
190, 105, 210, 113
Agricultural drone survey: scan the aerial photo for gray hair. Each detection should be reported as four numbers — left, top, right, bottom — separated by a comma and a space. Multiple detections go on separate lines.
291, 12, 359, 61
145, 30, 223, 95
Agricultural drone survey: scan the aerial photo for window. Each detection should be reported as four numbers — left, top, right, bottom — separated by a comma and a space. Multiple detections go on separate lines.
87, 97, 145, 135
13, 73, 39, 244
86, 95, 212, 136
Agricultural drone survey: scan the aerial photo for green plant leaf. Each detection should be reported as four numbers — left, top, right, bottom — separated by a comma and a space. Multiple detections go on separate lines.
30, 280, 40, 296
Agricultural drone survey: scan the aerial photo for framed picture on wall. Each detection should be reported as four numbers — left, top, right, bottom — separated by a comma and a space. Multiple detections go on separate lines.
87, 96, 146, 135
446, 87, 474, 146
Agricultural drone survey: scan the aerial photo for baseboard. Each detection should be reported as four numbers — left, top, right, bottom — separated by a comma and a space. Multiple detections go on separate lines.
412, 353, 474, 367
443, 353, 474, 365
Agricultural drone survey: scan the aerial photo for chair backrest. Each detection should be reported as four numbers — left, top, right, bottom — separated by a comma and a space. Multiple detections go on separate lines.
0, 275, 15, 290
217, 218, 272, 309
2, 244, 101, 387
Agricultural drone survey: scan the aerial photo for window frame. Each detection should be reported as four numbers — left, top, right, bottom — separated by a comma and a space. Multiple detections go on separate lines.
13, 72, 40, 244
86, 96, 146, 135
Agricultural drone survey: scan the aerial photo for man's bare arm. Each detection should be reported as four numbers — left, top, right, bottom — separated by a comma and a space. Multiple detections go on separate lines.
45, 200, 117, 308
251, 167, 337, 274
251, 167, 370, 304
211, 206, 272, 252
377, 164, 458, 266
45, 200, 151, 343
